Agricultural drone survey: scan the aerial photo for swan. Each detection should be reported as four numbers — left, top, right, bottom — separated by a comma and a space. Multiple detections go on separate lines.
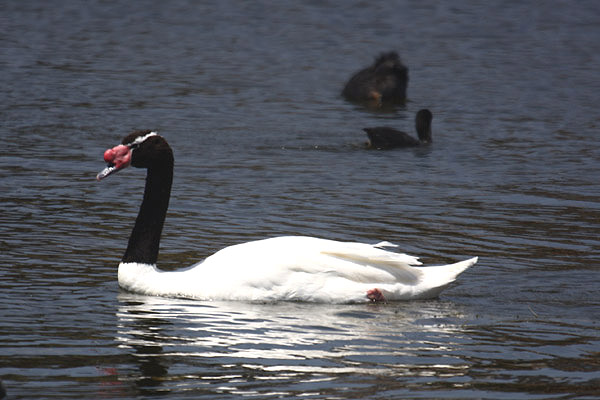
97, 130, 477, 302
365, 109, 433, 149
342, 51, 408, 106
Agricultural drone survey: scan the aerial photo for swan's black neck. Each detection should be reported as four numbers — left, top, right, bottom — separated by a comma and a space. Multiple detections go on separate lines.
122, 161, 173, 265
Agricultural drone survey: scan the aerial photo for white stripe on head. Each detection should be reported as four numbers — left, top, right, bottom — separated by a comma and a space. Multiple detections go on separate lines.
130, 131, 158, 147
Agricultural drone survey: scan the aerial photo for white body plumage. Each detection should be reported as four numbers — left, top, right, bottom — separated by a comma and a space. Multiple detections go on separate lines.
118, 236, 477, 303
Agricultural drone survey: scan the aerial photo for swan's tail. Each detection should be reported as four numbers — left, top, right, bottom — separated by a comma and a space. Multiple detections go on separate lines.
442, 256, 478, 278
416, 257, 478, 297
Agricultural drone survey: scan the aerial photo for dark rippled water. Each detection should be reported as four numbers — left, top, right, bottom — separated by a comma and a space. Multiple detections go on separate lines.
2, 1, 600, 398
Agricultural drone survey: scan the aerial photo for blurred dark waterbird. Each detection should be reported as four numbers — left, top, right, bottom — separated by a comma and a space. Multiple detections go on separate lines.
364, 109, 433, 149
342, 51, 408, 106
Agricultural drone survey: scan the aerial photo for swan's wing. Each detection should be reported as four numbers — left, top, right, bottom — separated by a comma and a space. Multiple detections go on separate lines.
198, 237, 424, 294
320, 241, 423, 284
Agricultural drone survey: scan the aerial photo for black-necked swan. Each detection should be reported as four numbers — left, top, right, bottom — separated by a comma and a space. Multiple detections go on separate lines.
365, 109, 433, 149
96, 130, 477, 302
342, 51, 408, 106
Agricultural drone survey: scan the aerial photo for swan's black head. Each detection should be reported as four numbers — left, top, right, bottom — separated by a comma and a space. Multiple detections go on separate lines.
123, 130, 173, 169
96, 130, 173, 180
415, 109, 433, 143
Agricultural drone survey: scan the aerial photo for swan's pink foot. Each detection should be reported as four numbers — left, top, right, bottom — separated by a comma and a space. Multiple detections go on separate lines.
367, 288, 385, 302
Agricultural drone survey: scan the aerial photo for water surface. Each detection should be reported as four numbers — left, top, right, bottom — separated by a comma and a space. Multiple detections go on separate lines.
1, 1, 600, 398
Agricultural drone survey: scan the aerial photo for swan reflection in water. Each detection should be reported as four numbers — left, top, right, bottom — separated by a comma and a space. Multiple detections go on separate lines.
113, 293, 473, 396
